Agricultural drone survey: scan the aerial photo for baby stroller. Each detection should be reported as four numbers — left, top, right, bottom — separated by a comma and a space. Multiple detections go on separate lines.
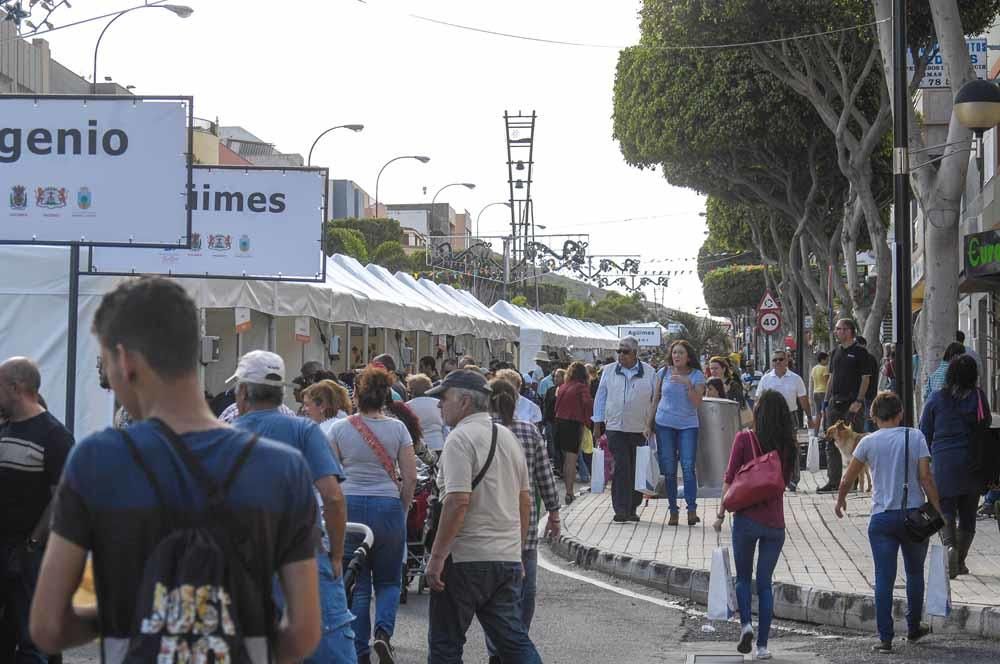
400, 460, 436, 603
343, 522, 375, 609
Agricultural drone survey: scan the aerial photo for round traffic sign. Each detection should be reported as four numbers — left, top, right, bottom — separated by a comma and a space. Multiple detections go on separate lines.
759, 312, 781, 333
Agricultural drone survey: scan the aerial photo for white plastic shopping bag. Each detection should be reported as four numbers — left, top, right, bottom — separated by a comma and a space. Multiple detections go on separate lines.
707, 547, 738, 620
634, 445, 657, 494
927, 543, 952, 617
590, 447, 606, 494
806, 435, 820, 473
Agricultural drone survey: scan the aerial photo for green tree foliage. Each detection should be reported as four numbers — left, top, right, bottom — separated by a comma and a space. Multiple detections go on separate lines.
324, 227, 368, 262
662, 309, 732, 358
702, 265, 778, 315
511, 295, 529, 307
328, 218, 403, 255
370, 241, 409, 273
407, 250, 429, 274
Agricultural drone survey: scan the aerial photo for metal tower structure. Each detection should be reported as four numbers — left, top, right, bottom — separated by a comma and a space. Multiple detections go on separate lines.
504, 110, 536, 294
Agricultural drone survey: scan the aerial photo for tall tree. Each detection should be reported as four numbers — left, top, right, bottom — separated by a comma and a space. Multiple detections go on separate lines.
870, 0, 1000, 384
614, 36, 850, 334
638, 0, 893, 354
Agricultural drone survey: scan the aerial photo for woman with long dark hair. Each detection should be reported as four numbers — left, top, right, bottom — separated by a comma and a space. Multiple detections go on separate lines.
650, 339, 706, 525
919, 354, 985, 578
327, 366, 417, 664
554, 361, 594, 504
714, 390, 796, 660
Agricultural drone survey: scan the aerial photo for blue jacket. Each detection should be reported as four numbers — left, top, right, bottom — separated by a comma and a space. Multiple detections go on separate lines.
919, 388, 985, 497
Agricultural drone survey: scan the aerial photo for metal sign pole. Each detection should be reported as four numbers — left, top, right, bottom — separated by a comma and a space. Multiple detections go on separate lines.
65, 244, 80, 433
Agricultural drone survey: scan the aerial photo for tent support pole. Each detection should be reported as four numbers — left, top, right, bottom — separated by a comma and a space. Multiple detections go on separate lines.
65, 244, 80, 434
363, 325, 370, 365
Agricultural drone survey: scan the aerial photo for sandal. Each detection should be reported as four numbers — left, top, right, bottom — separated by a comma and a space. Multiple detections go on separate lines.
565, 493, 575, 505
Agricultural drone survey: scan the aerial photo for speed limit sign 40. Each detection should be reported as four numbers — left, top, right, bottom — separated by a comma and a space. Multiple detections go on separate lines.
759, 311, 781, 333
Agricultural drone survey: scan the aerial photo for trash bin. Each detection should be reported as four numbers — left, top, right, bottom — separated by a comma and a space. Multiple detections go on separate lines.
693, 397, 741, 498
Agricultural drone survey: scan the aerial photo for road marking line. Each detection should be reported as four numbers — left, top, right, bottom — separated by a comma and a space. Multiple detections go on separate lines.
537, 548, 831, 638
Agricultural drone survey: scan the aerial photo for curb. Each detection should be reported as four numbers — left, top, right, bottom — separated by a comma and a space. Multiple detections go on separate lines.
549, 532, 1000, 641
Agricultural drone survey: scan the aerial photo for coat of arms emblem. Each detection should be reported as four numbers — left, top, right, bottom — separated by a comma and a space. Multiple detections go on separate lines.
9, 185, 27, 210
77, 187, 92, 210
190, 233, 203, 251
36, 187, 68, 209
208, 234, 232, 251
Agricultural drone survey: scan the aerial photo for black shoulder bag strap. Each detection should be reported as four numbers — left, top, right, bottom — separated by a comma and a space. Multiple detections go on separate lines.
471, 424, 498, 490
901, 427, 910, 511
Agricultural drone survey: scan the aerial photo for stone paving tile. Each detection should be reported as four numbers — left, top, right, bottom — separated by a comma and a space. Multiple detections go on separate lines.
564, 450, 1000, 607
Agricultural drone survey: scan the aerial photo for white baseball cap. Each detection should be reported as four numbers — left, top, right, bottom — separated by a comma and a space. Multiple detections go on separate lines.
226, 350, 286, 387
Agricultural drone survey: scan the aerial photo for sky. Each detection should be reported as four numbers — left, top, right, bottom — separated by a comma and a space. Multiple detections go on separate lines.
27, 0, 709, 313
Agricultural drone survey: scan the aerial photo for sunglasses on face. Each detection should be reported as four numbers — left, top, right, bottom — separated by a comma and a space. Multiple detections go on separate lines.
617, 348, 633, 354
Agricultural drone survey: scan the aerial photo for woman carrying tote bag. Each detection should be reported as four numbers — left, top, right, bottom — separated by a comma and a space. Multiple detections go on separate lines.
835, 391, 943, 654
713, 390, 796, 660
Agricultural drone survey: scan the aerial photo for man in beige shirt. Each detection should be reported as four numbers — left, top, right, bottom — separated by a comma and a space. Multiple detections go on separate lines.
424, 370, 542, 664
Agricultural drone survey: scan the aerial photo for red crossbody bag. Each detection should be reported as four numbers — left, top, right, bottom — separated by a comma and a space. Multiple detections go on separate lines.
722, 431, 785, 513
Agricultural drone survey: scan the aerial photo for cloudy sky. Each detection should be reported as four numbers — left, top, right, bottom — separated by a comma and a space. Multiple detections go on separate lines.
30, 0, 709, 312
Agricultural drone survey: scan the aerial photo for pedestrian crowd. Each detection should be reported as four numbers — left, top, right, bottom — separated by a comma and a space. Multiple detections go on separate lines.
3, 283, 999, 663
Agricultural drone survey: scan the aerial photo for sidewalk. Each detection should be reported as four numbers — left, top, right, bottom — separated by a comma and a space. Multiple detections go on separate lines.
551, 442, 1000, 640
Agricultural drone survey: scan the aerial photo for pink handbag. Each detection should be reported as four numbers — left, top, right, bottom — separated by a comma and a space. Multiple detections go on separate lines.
722, 431, 785, 513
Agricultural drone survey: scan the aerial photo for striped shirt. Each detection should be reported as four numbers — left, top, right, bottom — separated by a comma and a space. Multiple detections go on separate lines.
924, 361, 949, 399
492, 416, 560, 550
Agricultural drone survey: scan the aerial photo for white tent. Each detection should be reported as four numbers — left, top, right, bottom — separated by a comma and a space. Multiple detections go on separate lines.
0, 245, 525, 436
490, 300, 620, 375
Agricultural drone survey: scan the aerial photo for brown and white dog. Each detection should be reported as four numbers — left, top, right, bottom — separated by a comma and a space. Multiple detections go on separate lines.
825, 420, 872, 493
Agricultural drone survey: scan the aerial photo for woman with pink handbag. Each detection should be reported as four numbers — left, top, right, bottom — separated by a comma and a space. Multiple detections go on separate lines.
712, 390, 796, 660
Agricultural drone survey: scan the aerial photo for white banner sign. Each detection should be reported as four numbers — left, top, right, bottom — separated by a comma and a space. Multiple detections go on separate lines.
619, 326, 662, 347
1, 96, 190, 246
91, 166, 327, 281
906, 36, 988, 89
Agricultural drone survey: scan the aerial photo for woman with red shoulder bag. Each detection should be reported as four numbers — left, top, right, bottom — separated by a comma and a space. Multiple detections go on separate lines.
712, 390, 796, 660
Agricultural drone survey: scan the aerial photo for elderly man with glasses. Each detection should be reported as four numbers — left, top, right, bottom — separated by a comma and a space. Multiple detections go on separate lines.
757, 350, 814, 491
593, 336, 658, 523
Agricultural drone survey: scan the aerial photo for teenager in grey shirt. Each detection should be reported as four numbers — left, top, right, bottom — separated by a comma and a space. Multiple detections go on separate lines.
835, 392, 942, 655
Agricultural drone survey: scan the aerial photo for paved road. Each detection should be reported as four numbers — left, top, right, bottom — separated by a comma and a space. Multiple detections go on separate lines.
62, 548, 1000, 663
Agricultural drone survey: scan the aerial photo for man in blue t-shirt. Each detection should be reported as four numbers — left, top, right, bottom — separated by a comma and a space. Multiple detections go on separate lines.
230, 350, 356, 664
30, 278, 322, 664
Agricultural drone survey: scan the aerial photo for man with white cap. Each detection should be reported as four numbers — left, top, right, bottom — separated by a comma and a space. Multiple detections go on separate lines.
230, 350, 356, 664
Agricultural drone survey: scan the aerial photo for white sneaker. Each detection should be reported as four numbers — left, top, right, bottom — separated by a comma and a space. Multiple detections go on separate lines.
737, 624, 754, 654
755, 646, 772, 660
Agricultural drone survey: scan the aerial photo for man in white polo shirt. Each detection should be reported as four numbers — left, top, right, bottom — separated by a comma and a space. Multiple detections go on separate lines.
757, 349, 814, 491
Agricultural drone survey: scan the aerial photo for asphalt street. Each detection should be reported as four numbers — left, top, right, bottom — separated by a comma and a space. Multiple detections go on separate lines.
62, 548, 1000, 663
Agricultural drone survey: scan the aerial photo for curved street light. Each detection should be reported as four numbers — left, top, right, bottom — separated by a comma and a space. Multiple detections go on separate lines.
430, 182, 476, 243
374, 155, 430, 217
92, 4, 193, 93
306, 124, 364, 167
475, 201, 511, 237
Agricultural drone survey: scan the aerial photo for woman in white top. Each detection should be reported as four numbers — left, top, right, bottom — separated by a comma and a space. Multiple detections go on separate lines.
405, 373, 447, 452
302, 379, 352, 437
835, 391, 943, 655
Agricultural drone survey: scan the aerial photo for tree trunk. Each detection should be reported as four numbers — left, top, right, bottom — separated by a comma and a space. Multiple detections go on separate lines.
872, 0, 973, 390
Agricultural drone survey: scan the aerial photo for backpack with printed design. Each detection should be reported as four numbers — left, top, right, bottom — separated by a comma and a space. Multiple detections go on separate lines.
120, 420, 271, 664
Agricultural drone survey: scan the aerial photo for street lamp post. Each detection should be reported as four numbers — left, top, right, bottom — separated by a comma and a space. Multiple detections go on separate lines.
92, 4, 193, 94
307, 124, 364, 167
374, 155, 430, 217
430, 182, 476, 241
475, 201, 511, 238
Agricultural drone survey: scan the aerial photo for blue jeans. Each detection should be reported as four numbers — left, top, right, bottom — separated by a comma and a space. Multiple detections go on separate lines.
272, 552, 357, 664
428, 558, 541, 664
485, 549, 539, 657
0, 541, 46, 664
655, 425, 699, 512
731, 515, 785, 648
343, 495, 406, 658
577, 451, 591, 482
868, 510, 929, 642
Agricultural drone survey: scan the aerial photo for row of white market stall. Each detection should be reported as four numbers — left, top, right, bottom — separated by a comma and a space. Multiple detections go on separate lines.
0, 246, 621, 436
